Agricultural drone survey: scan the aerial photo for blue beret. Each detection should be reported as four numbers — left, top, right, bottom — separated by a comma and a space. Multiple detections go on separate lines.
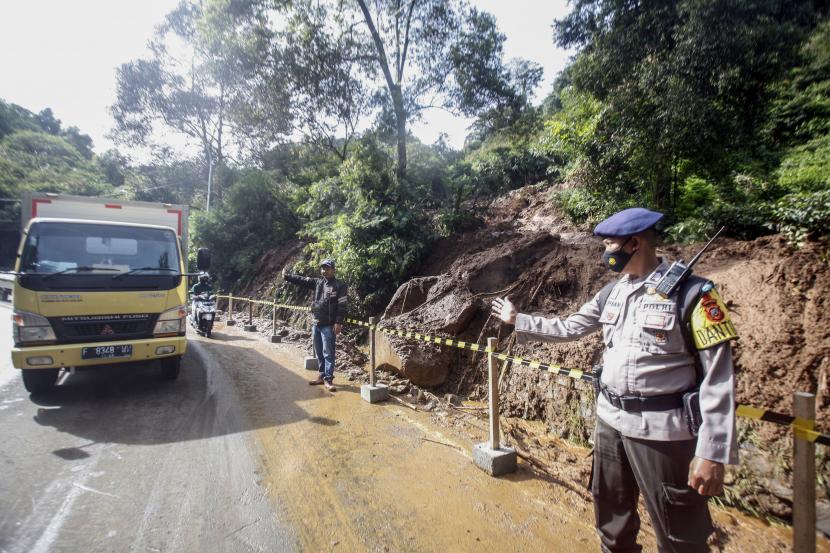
593, 208, 664, 237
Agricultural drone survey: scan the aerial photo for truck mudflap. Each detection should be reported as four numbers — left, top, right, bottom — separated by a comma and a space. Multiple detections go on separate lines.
11, 336, 187, 370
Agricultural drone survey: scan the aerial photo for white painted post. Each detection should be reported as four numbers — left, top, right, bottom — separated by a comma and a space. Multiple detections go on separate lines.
227, 293, 235, 326
369, 317, 377, 387
488, 337, 500, 450
793, 391, 816, 553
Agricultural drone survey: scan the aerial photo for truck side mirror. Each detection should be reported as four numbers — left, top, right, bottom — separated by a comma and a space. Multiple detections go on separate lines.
197, 248, 211, 271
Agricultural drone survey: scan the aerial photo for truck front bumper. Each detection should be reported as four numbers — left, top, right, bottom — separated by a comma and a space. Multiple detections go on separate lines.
11, 336, 187, 369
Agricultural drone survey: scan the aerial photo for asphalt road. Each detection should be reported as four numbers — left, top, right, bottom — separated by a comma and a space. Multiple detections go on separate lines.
0, 303, 296, 553
0, 304, 813, 553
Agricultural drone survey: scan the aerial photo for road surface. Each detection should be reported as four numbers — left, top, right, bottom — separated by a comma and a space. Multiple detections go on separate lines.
0, 305, 816, 552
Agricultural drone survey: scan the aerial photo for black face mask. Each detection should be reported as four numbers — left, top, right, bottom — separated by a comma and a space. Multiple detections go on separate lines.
602, 237, 635, 273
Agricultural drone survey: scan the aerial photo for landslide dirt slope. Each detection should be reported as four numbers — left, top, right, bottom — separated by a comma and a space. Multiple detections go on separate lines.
384, 184, 830, 524
239, 183, 829, 525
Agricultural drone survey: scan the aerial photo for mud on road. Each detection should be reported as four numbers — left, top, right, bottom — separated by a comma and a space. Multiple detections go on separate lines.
213, 320, 826, 553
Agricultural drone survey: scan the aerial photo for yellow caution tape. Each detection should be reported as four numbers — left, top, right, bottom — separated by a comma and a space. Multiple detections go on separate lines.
218, 294, 829, 445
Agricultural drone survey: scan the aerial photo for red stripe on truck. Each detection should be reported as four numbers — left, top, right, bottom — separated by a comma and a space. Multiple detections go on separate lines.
32, 198, 52, 217
105, 204, 122, 209
167, 209, 182, 235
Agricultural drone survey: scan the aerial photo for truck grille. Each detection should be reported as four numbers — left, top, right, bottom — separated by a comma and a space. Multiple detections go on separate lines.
50, 314, 157, 343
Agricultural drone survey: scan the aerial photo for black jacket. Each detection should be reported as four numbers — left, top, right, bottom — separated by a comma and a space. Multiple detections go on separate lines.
284, 273, 348, 326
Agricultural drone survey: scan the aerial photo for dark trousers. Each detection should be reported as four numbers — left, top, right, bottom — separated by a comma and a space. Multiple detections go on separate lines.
312, 324, 336, 382
591, 418, 713, 553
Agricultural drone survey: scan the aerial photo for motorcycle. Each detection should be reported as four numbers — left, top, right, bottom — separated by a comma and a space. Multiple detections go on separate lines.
191, 293, 217, 338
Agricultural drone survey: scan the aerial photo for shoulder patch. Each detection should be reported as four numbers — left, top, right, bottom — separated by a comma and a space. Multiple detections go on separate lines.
690, 287, 738, 349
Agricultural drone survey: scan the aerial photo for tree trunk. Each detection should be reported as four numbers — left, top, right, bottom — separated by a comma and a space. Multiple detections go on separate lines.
391, 84, 407, 179
355, 0, 408, 180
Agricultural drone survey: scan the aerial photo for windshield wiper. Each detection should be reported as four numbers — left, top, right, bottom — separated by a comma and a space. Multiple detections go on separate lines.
43, 266, 121, 280
112, 267, 179, 280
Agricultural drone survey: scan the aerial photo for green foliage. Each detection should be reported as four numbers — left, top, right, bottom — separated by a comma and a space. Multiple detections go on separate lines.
553, 0, 825, 210
0, 130, 113, 197
193, 170, 299, 285
771, 189, 830, 246
534, 86, 601, 181
297, 139, 430, 316
553, 187, 642, 229
0, 100, 42, 138
776, 135, 830, 193
763, 20, 830, 147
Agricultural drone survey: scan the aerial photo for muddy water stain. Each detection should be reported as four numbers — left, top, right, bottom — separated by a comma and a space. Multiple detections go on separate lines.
204, 326, 830, 553
210, 327, 599, 552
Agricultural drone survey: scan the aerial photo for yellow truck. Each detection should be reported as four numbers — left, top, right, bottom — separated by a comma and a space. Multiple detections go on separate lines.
7, 192, 209, 395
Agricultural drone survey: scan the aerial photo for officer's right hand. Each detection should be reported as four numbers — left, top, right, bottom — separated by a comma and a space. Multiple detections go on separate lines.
491, 297, 517, 325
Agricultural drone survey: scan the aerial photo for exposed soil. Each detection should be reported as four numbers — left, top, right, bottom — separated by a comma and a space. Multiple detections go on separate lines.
237, 183, 830, 531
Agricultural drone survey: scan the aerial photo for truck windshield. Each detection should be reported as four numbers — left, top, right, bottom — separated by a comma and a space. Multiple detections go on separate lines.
20, 222, 180, 276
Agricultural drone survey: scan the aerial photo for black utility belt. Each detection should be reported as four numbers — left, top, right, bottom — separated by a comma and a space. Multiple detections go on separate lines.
600, 385, 685, 412
600, 385, 704, 436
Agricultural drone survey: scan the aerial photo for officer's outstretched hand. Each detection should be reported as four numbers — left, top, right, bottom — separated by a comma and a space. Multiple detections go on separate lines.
491, 297, 517, 325
688, 457, 724, 496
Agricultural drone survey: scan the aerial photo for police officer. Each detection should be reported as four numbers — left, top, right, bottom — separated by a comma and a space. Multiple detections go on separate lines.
492, 208, 738, 553
283, 259, 348, 391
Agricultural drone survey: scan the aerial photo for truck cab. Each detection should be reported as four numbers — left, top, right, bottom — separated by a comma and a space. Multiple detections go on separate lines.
9, 193, 200, 395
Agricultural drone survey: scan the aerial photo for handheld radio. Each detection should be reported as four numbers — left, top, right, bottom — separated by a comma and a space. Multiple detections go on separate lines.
654, 226, 726, 298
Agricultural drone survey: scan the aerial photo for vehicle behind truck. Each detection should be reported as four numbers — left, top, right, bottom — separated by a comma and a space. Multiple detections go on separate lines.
9, 192, 208, 395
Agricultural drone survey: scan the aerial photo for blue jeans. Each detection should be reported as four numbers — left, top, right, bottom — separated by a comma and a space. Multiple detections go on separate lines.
312, 324, 336, 382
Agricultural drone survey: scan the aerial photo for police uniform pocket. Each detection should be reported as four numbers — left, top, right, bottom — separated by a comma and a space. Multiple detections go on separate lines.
661, 484, 714, 544
640, 303, 683, 354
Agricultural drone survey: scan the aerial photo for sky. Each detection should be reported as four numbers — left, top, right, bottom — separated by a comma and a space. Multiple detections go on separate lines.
0, 0, 574, 155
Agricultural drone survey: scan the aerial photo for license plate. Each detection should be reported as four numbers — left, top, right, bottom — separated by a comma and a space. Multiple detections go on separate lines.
81, 344, 133, 360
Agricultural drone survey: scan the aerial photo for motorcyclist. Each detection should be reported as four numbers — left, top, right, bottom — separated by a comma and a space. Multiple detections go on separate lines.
190, 272, 213, 325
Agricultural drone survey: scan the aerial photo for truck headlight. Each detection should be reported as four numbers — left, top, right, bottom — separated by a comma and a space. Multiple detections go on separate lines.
153, 305, 186, 337
12, 310, 57, 346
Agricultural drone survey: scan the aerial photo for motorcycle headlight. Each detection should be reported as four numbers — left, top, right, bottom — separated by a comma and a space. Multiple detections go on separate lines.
153, 305, 186, 336
12, 310, 57, 346
203, 313, 213, 320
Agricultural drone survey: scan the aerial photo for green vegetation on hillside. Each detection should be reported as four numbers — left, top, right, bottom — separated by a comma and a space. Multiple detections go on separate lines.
2, 1, 828, 312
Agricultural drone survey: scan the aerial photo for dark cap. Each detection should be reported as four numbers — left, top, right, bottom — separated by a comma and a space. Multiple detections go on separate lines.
593, 208, 664, 237
320, 259, 335, 268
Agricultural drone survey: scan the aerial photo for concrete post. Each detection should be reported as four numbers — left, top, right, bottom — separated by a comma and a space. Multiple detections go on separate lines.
793, 391, 816, 553
227, 294, 236, 325
361, 316, 388, 403
473, 337, 516, 476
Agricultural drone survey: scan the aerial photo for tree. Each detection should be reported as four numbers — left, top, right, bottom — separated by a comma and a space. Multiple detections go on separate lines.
353, 1, 528, 178
110, 1, 249, 208
275, 0, 375, 161
219, 0, 531, 179
554, 0, 826, 210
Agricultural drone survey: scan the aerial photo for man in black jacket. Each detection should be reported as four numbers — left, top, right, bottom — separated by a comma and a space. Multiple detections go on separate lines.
283, 259, 348, 391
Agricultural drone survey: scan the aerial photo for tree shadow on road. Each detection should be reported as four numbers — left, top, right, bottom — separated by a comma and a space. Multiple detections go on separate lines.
27, 335, 322, 450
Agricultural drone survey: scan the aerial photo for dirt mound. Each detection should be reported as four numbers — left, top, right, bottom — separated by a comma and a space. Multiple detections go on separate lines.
377, 184, 830, 524
236, 182, 829, 525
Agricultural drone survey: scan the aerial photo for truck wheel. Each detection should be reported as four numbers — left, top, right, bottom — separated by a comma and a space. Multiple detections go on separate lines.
22, 369, 59, 395
160, 356, 182, 380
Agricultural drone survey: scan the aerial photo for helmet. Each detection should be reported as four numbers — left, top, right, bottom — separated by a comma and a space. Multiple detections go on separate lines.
199, 272, 210, 284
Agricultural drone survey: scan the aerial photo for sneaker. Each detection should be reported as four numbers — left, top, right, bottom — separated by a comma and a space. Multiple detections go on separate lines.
324, 381, 336, 392
308, 378, 325, 385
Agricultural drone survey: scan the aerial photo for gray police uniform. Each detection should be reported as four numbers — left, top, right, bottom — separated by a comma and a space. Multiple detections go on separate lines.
516, 265, 738, 552
514, 209, 738, 553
